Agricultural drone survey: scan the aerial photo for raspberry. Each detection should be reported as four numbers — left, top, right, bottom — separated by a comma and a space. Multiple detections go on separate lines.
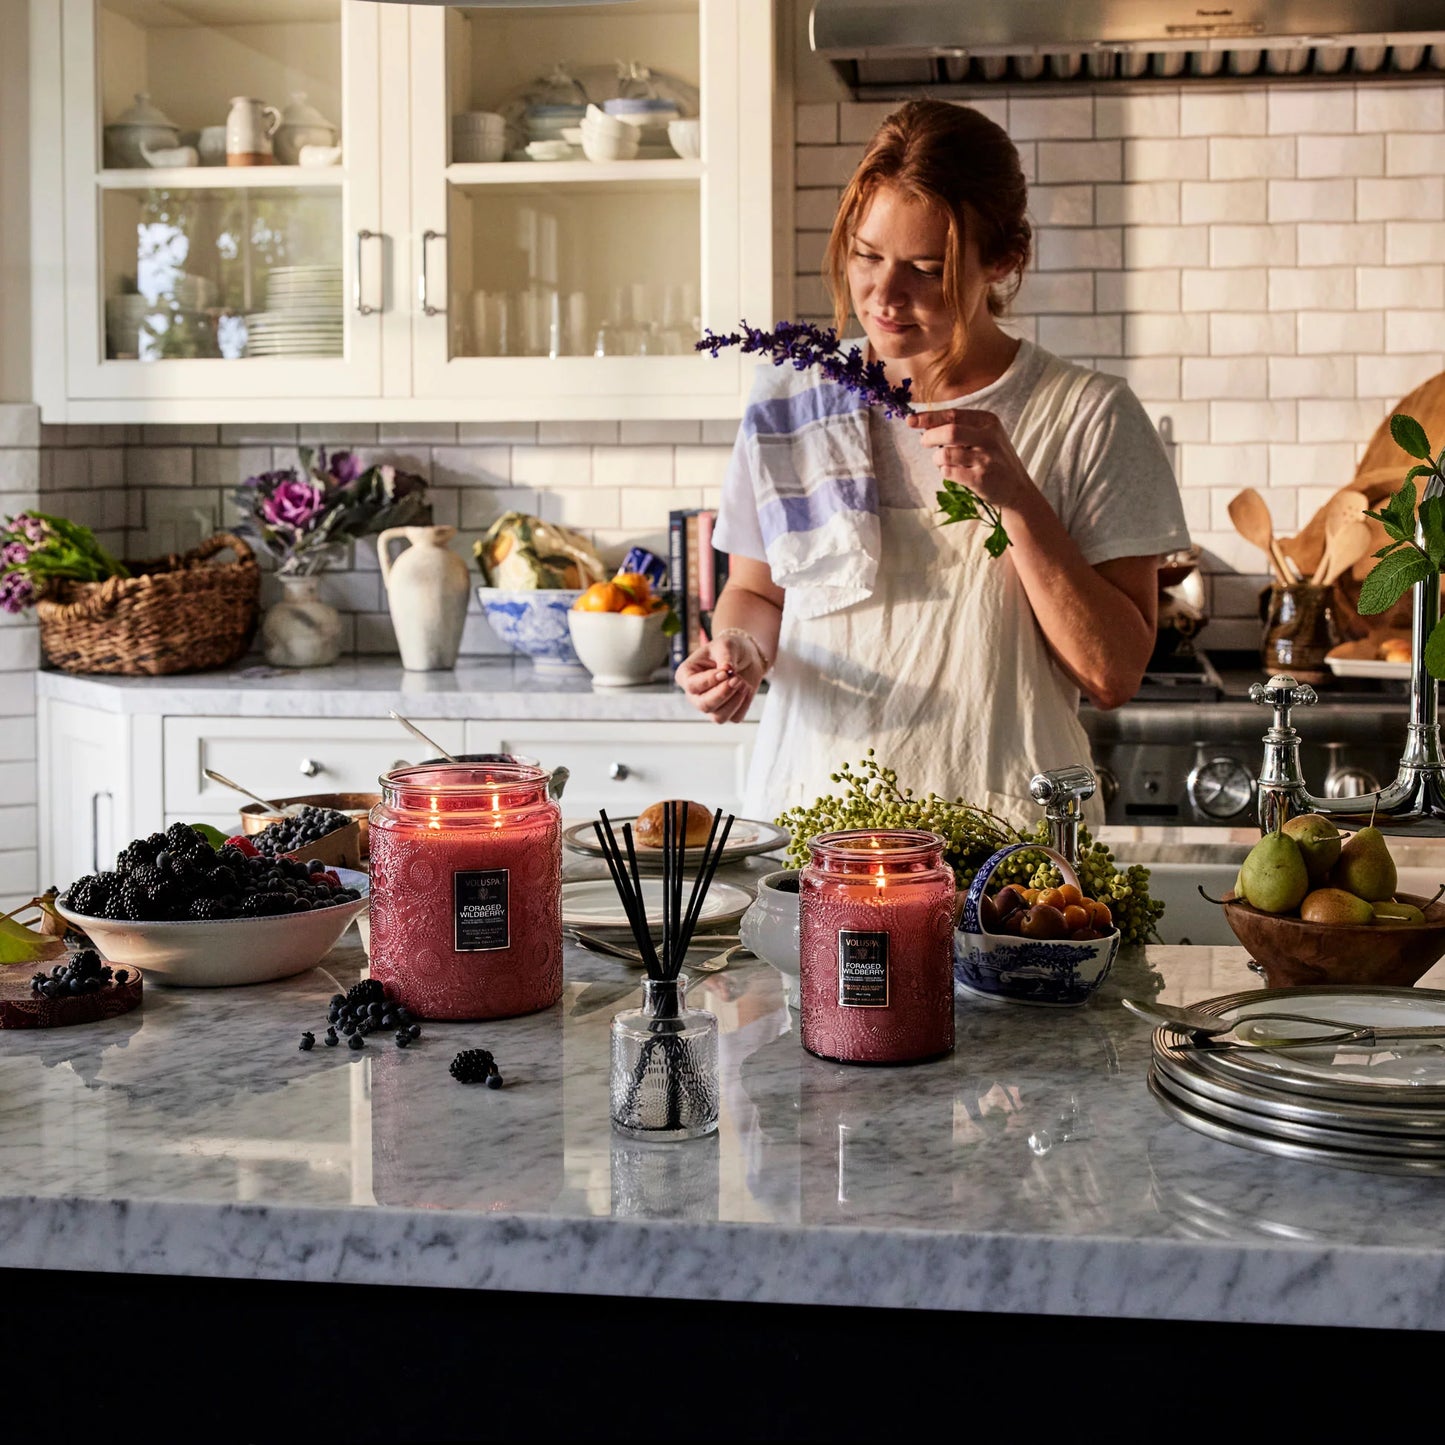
224, 835, 261, 857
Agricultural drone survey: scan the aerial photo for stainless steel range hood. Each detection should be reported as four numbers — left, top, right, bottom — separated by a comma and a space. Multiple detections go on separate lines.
811, 0, 1445, 91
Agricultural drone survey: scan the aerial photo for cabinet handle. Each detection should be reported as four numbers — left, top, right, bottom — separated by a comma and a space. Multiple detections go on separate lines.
419, 229, 446, 316
300, 758, 321, 778
609, 762, 630, 781
355, 228, 380, 316
91, 790, 112, 874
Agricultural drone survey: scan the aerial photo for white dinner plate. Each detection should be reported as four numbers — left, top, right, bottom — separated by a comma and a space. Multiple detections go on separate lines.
1325, 640, 1410, 679
563, 815, 790, 868
561, 876, 752, 931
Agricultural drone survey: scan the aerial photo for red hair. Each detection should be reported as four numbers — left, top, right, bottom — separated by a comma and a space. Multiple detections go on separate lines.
823, 100, 1032, 399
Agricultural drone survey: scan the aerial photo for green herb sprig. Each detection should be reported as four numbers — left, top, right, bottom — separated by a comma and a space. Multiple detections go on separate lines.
1361, 414, 1445, 677
936, 479, 1011, 559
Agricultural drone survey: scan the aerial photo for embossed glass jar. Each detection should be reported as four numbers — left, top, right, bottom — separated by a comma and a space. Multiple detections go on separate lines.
800, 829, 955, 1064
368, 763, 562, 1019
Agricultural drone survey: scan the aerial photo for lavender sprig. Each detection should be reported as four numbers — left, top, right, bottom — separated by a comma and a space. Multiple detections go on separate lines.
697, 320, 1009, 554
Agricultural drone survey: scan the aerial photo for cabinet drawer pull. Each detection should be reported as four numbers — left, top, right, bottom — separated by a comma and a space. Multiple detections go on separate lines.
355, 228, 380, 316
609, 762, 630, 781
420, 229, 446, 317
299, 758, 321, 778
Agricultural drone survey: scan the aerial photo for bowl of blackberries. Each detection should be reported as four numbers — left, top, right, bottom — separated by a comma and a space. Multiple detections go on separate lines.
56, 821, 369, 988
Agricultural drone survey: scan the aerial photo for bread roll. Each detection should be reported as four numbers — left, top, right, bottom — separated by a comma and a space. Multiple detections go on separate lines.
635, 799, 715, 847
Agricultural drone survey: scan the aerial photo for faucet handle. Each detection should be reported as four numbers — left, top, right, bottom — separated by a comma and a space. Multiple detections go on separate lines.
1249, 673, 1317, 732
1029, 765, 1097, 813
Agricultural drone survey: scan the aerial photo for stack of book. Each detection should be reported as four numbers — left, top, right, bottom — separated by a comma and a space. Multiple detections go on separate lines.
667, 508, 730, 673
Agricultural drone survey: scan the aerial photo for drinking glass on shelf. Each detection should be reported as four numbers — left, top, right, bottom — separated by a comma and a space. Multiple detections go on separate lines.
565, 291, 588, 357
468, 289, 515, 356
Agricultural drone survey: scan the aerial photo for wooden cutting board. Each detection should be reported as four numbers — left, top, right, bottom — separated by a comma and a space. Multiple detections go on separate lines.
0, 965, 143, 1028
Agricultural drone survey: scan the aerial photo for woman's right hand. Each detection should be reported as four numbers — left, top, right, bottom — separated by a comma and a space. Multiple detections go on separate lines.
675, 631, 767, 724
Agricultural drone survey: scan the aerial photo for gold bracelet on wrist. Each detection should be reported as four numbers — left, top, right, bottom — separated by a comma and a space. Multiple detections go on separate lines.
714, 626, 773, 676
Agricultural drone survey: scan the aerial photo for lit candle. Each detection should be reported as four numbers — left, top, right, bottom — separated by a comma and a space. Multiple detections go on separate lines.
799, 829, 955, 1064
368, 763, 562, 1020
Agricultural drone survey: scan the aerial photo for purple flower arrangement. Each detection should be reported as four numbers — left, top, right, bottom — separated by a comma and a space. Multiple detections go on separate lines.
235, 448, 430, 576
0, 512, 128, 615
697, 320, 1009, 556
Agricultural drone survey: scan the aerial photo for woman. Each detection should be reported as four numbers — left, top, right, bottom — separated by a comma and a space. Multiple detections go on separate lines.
678, 100, 1190, 824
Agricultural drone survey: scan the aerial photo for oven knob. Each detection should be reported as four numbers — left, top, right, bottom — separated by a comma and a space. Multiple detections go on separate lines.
1095, 766, 1119, 807
1186, 756, 1255, 819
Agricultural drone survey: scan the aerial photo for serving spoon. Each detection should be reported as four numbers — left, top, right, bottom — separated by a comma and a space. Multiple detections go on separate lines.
203, 768, 301, 816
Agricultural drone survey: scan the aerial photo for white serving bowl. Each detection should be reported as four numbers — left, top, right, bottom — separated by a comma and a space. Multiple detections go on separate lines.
566, 607, 670, 686
454, 133, 507, 163
740, 868, 801, 1008
582, 103, 631, 137
667, 118, 701, 158
56, 870, 370, 988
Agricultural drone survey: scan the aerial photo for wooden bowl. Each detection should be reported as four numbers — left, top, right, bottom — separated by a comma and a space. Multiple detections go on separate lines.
1222, 892, 1445, 988
239, 792, 379, 857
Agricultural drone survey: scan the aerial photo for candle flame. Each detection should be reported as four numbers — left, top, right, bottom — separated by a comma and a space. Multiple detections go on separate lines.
875, 863, 886, 891
428, 793, 440, 831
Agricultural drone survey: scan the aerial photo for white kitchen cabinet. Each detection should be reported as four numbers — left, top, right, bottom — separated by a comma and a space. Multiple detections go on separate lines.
464, 718, 757, 817
31, 0, 776, 423
37, 697, 163, 887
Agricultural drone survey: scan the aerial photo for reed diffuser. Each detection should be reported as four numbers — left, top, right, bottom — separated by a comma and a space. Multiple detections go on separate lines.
595, 802, 734, 1141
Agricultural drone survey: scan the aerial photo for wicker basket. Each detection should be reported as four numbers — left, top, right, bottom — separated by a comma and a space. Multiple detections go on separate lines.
36, 532, 260, 676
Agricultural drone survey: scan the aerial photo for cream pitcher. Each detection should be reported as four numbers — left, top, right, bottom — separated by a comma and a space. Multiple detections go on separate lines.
226, 96, 281, 165
378, 526, 471, 671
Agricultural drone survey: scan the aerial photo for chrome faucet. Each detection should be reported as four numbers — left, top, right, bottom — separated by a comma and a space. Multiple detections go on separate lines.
1029, 765, 1097, 866
1252, 504, 1445, 835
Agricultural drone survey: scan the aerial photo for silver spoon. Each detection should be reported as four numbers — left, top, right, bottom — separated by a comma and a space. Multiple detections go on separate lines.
388, 710, 458, 763
1122, 998, 1376, 1037
203, 768, 301, 817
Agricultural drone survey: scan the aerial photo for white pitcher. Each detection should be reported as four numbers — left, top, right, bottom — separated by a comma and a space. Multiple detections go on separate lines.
378, 525, 471, 671
226, 96, 281, 164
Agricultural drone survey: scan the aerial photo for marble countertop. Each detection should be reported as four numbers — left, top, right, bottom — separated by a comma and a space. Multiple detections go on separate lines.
36, 659, 718, 722
8, 898, 1445, 1330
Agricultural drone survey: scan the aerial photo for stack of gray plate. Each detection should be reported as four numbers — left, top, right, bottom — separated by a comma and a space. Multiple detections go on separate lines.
1148, 985, 1445, 1176
246, 264, 343, 357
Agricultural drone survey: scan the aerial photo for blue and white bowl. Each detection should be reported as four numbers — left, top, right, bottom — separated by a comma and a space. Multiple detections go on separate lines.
476, 587, 585, 673
955, 843, 1121, 1008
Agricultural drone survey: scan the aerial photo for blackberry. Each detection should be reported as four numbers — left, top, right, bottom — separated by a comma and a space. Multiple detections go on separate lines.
347, 979, 385, 1010
130, 863, 164, 891
111, 882, 145, 921
449, 1049, 499, 1085
32, 948, 117, 999
189, 896, 232, 921
67, 876, 101, 915
165, 822, 201, 854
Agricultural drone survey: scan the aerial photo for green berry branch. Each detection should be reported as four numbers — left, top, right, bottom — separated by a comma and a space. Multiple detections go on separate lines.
1360, 413, 1445, 677
774, 751, 1164, 944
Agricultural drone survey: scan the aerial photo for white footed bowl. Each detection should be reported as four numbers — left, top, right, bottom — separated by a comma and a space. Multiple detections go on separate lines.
566, 608, 670, 686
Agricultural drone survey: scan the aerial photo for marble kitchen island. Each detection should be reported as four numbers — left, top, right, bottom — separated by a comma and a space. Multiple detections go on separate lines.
6, 922, 1445, 1437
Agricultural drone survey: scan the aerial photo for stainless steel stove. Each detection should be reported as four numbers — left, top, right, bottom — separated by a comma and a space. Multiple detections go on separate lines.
1081, 649, 1413, 827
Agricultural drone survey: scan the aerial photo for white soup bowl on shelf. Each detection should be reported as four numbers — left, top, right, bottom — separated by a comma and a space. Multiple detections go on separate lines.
667, 118, 701, 158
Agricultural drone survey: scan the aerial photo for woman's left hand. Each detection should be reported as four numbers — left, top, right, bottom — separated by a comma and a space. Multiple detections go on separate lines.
907, 408, 1035, 512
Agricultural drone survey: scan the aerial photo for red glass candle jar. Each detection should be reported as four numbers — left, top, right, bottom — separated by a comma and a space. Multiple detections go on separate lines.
800, 829, 955, 1064
368, 763, 562, 1020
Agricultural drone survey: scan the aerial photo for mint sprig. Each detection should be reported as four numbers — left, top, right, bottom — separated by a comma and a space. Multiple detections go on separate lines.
936, 479, 1011, 557
1359, 413, 1445, 675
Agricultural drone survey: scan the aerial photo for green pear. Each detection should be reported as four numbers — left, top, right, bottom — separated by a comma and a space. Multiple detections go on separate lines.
1240, 831, 1310, 915
1300, 887, 1375, 926
1332, 825, 1398, 903
1282, 813, 1343, 883
1374, 900, 1426, 925
1233, 866, 1245, 900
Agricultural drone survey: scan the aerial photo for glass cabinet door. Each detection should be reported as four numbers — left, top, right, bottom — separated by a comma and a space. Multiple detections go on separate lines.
64, 0, 383, 401
410, 1, 763, 417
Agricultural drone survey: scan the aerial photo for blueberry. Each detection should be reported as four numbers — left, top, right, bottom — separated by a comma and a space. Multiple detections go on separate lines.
324, 1031, 339, 1047
408, 1023, 422, 1040
394, 1031, 410, 1049
329, 994, 345, 1008
486, 1074, 503, 1089
348, 1033, 364, 1051
299, 1032, 315, 1052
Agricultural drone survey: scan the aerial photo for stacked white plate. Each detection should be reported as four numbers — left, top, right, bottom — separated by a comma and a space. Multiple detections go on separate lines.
1147, 985, 1445, 1176
247, 264, 343, 357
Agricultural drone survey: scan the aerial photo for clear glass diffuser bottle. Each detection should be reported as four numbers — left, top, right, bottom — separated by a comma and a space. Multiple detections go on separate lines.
610, 977, 719, 1141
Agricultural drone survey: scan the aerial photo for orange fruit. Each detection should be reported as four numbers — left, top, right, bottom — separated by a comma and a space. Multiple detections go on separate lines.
613, 571, 653, 604
574, 581, 629, 613
1087, 898, 1114, 930
619, 603, 650, 616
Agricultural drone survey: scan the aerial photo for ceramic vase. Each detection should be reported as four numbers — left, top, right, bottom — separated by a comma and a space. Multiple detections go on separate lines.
378, 525, 471, 671
261, 574, 343, 668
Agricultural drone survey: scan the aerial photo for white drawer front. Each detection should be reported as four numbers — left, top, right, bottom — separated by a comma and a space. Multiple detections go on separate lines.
164, 717, 467, 814
464, 720, 758, 818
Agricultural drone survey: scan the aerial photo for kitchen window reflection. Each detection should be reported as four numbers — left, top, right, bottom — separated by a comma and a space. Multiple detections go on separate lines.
103, 188, 343, 361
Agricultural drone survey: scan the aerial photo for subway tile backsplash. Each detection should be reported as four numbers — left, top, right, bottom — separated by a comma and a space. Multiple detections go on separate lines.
6, 80, 1445, 906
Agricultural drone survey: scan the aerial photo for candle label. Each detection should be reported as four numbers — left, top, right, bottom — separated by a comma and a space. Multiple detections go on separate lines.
837, 930, 889, 1008
454, 869, 510, 952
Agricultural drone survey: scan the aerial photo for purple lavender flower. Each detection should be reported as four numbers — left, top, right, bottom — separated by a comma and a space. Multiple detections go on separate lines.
15, 514, 48, 545
1, 540, 28, 567
261, 477, 326, 531
0, 571, 35, 614
696, 320, 915, 418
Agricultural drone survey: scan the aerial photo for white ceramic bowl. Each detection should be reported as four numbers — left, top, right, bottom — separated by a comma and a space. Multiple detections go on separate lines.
582, 103, 630, 136
667, 118, 701, 158
454, 133, 507, 164
476, 586, 586, 672
739, 868, 801, 1008
566, 608, 670, 686
56, 869, 370, 988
